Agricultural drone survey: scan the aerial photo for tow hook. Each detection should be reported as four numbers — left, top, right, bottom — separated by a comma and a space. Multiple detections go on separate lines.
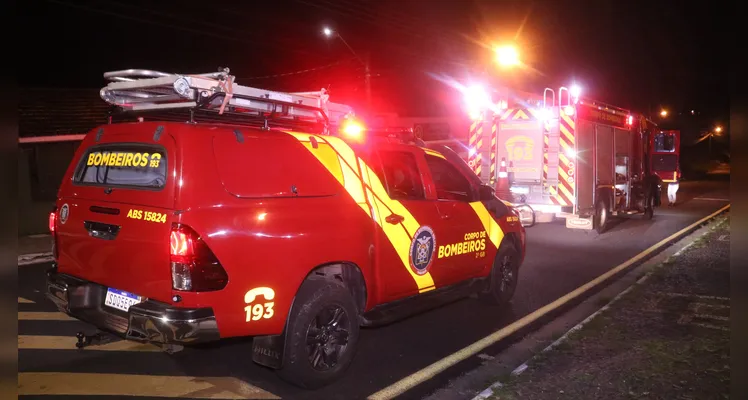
75, 331, 115, 349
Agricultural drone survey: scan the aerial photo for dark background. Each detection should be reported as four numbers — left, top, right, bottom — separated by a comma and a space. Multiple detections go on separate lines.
16, 0, 730, 234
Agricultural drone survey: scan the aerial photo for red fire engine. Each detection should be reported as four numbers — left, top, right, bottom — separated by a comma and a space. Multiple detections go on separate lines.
444, 83, 672, 233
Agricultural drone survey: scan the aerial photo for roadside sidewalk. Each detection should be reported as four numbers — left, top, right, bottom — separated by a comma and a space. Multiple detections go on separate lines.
485, 214, 730, 400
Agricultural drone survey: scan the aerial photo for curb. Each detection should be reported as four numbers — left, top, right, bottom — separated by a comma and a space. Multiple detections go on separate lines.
470, 211, 730, 400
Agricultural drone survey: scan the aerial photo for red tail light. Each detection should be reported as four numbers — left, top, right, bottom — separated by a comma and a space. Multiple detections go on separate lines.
169, 224, 228, 292
48, 211, 56, 233
49, 206, 58, 260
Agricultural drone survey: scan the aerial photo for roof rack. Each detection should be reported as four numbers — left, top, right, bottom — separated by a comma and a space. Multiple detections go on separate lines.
100, 67, 355, 133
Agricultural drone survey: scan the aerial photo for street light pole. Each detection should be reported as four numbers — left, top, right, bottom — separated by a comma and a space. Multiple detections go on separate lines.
323, 27, 372, 108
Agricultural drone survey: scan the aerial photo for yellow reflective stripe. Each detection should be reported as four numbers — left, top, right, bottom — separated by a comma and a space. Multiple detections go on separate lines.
300, 142, 345, 185
560, 112, 576, 130
285, 132, 435, 292
558, 182, 575, 203
469, 202, 505, 249
559, 137, 572, 154
424, 149, 446, 159
559, 123, 575, 145
357, 161, 435, 292
559, 152, 570, 167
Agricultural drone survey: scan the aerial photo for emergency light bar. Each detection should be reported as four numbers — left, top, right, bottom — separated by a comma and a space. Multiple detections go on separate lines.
99, 67, 355, 132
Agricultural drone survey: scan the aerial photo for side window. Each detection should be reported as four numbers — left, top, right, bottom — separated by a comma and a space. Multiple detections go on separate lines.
425, 155, 474, 202
376, 151, 426, 200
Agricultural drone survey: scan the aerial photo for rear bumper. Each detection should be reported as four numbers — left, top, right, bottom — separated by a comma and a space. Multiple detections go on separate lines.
45, 266, 220, 345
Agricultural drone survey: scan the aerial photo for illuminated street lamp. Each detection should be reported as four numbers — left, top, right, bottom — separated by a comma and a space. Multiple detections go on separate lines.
715, 126, 723, 133
495, 45, 520, 67
660, 110, 668, 117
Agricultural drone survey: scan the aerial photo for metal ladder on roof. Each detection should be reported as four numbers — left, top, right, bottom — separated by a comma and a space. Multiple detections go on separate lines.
99, 67, 355, 132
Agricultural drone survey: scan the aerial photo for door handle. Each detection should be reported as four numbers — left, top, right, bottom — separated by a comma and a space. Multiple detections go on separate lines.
385, 213, 405, 225
83, 221, 121, 241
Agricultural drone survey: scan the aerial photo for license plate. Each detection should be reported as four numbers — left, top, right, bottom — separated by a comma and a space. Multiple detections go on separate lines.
104, 288, 142, 312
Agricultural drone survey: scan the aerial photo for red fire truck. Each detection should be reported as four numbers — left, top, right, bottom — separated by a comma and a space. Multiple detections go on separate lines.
453, 84, 669, 233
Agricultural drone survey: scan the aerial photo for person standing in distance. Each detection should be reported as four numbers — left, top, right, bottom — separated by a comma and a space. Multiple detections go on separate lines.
667, 165, 681, 206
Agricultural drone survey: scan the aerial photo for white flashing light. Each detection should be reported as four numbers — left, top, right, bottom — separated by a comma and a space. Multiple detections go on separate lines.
565, 148, 576, 159
468, 147, 477, 157
537, 108, 552, 121
564, 106, 575, 116
322, 27, 334, 37
465, 84, 491, 116
570, 84, 581, 98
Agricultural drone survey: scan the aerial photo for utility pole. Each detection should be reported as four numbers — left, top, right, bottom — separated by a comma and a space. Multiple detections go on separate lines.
364, 52, 372, 108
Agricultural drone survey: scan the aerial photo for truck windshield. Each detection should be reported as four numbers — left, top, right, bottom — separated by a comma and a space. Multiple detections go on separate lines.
74, 145, 168, 190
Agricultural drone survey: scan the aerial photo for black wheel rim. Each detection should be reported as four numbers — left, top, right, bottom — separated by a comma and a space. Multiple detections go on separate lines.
305, 304, 351, 372
498, 254, 515, 293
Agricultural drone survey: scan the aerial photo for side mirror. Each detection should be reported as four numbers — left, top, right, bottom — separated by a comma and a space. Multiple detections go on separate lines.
514, 204, 536, 228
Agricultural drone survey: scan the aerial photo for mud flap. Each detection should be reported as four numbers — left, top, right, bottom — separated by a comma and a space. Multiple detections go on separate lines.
566, 215, 594, 230
252, 332, 286, 369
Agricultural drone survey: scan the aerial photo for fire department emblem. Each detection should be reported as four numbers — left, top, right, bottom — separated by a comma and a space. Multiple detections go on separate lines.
59, 204, 70, 224
409, 226, 436, 276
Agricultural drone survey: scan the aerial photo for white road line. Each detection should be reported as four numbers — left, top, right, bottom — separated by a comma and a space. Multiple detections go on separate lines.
18, 335, 162, 352
693, 197, 729, 201
18, 372, 280, 399
18, 311, 76, 321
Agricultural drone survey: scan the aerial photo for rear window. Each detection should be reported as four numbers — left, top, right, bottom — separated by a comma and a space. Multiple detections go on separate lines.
74, 144, 167, 190
654, 133, 676, 152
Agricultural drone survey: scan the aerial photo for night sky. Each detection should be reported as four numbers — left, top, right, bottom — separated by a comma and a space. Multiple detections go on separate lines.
21, 0, 728, 128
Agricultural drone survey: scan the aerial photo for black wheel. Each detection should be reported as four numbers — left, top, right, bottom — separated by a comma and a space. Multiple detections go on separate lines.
594, 197, 610, 234
276, 279, 359, 389
480, 240, 520, 307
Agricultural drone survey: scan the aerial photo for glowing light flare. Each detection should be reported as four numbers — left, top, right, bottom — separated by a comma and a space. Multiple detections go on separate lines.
341, 120, 365, 139
626, 115, 633, 125
495, 45, 520, 67
564, 106, 575, 116
565, 148, 577, 159
660, 110, 668, 117
570, 84, 582, 98
322, 27, 333, 37
715, 126, 723, 133
464, 84, 491, 118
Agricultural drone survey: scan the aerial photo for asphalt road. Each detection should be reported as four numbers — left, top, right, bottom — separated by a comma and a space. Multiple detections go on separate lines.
18, 178, 729, 400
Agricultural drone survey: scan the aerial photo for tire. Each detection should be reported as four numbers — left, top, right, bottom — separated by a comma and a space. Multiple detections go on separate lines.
276, 279, 360, 389
480, 240, 520, 307
594, 197, 610, 234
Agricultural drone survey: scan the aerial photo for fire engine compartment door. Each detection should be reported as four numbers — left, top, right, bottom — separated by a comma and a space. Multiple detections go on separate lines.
595, 125, 615, 188
497, 119, 544, 182
575, 120, 595, 214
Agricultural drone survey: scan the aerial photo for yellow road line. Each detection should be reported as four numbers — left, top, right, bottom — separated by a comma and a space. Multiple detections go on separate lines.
18, 312, 75, 321
18, 372, 280, 399
18, 297, 34, 304
18, 335, 162, 352
367, 203, 730, 400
